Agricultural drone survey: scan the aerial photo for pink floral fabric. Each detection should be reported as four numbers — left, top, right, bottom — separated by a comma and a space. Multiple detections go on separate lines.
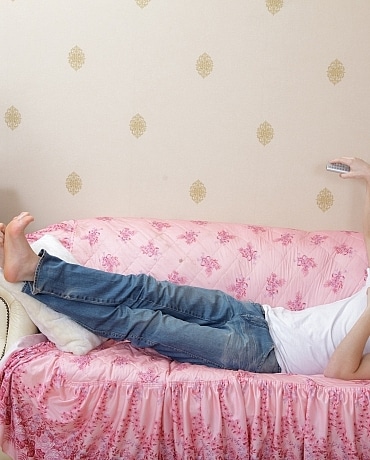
1, 217, 369, 459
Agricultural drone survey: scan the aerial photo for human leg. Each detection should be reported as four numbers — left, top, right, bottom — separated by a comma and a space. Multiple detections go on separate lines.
20, 251, 278, 371
26, 250, 253, 325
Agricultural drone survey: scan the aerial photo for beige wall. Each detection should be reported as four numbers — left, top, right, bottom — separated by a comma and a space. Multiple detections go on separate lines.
1, 0, 370, 233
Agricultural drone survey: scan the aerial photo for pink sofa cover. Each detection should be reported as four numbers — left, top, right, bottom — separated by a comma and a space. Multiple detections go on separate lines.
0, 216, 369, 459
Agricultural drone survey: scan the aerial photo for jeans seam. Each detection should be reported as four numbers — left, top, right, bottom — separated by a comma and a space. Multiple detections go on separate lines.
128, 334, 227, 369
31, 249, 46, 294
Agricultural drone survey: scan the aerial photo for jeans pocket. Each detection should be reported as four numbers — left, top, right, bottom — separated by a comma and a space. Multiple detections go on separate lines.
234, 314, 276, 372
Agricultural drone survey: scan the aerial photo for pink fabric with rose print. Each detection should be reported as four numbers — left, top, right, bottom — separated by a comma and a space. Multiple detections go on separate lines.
1, 217, 368, 459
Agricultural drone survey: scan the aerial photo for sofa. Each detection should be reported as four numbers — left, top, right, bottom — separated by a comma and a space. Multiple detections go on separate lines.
0, 216, 369, 460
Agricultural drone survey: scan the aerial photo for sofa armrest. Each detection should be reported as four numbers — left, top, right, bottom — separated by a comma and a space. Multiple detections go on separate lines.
0, 284, 38, 359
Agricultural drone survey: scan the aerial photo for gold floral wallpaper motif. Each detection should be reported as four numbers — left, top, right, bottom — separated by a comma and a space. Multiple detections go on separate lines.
196, 53, 213, 78
190, 180, 207, 204
68, 46, 85, 71
130, 114, 146, 138
316, 188, 334, 212
135, 0, 151, 8
5, 106, 21, 130
66, 172, 83, 196
327, 59, 345, 85
266, 0, 284, 15
257, 121, 274, 146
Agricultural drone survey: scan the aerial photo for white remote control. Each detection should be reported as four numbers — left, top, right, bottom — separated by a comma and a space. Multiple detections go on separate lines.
326, 162, 350, 173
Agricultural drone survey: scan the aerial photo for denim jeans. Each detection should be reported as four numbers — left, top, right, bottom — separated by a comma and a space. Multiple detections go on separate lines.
22, 251, 280, 373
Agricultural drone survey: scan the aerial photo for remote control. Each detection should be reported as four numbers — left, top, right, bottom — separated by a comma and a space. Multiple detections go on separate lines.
326, 162, 350, 173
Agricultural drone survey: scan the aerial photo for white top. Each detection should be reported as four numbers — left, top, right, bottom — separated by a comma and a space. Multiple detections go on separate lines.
262, 269, 370, 374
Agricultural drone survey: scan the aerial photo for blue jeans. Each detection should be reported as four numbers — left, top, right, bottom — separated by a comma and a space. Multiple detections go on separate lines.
22, 251, 280, 373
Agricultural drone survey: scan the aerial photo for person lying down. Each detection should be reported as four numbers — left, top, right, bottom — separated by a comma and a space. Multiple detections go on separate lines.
1, 157, 370, 380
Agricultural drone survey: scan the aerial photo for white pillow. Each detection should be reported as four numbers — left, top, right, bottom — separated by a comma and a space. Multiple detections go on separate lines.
0, 235, 106, 355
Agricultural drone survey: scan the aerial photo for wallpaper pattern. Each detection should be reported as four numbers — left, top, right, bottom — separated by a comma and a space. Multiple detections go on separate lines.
1, 0, 370, 232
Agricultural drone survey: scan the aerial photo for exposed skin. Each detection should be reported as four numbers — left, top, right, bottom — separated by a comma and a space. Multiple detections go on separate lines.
2, 158, 370, 380
2, 212, 37, 283
324, 157, 370, 380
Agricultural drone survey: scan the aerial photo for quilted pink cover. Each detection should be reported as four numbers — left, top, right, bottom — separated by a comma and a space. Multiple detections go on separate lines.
1, 217, 369, 459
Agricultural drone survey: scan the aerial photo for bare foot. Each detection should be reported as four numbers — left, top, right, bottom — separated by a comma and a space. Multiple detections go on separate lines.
4, 212, 39, 283
0, 223, 5, 268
